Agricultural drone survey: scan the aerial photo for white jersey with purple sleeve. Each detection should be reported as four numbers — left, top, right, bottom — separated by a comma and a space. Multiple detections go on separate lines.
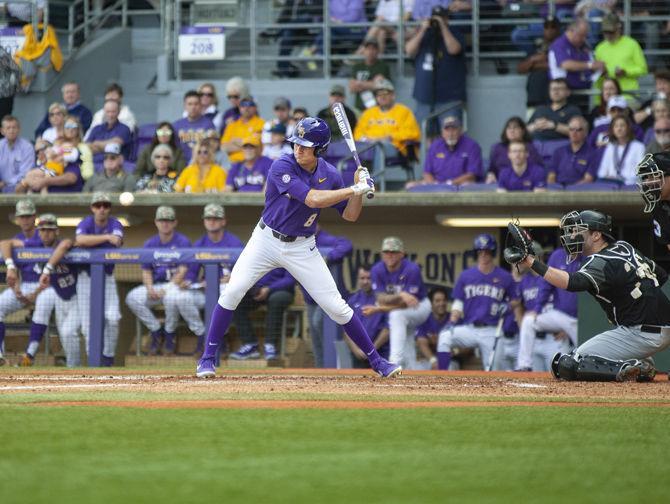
370, 258, 427, 301
452, 266, 517, 325
14, 232, 44, 283
185, 231, 245, 283
261, 154, 347, 237
75, 216, 124, 275
142, 232, 191, 283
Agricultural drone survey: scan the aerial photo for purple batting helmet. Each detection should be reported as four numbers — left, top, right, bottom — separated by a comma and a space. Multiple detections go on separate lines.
473, 233, 497, 254
287, 117, 331, 156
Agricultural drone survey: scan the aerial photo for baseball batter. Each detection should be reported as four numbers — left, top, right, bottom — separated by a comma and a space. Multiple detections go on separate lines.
126, 206, 190, 355
517, 247, 579, 371
506, 210, 670, 381
437, 234, 519, 370
75, 192, 123, 366
196, 117, 401, 378
166, 203, 243, 355
0, 200, 56, 366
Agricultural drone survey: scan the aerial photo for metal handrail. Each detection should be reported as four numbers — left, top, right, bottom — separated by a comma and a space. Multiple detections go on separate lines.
418, 101, 466, 172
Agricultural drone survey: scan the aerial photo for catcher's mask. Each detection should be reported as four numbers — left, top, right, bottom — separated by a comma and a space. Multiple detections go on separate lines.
636, 153, 665, 213
559, 210, 613, 263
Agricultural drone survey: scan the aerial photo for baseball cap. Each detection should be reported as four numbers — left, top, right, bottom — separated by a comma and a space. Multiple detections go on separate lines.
240, 96, 256, 107
274, 97, 291, 110
91, 191, 111, 205
330, 84, 346, 97
443, 116, 462, 128
242, 135, 261, 148
202, 203, 225, 219
155, 206, 176, 221
601, 12, 620, 32
270, 122, 287, 135
104, 143, 122, 156
607, 95, 628, 111
381, 236, 404, 253
15, 199, 36, 216
37, 213, 58, 230
374, 79, 394, 93
543, 16, 559, 29
362, 38, 379, 49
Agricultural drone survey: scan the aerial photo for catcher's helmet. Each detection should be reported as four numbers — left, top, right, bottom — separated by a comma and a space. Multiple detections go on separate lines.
473, 233, 497, 254
287, 117, 331, 156
560, 209, 614, 263
636, 152, 670, 213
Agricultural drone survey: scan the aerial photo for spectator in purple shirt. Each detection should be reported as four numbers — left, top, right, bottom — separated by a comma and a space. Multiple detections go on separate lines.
229, 268, 296, 361
527, 78, 582, 141
85, 99, 133, 165
486, 116, 544, 183
0, 116, 33, 193
172, 90, 218, 163
407, 115, 482, 189
548, 115, 596, 186
416, 287, 450, 370
225, 136, 273, 192
311, 0, 367, 64
220, 77, 249, 135
497, 141, 547, 192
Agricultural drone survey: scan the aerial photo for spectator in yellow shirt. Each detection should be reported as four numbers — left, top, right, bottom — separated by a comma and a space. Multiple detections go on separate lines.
175, 140, 227, 193
353, 79, 420, 156
220, 96, 265, 164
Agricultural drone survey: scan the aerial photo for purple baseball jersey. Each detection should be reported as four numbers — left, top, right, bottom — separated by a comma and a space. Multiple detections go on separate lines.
424, 135, 483, 182
227, 156, 273, 192
87, 121, 133, 164
49, 240, 78, 301
186, 231, 245, 282
348, 289, 389, 358
262, 153, 347, 237
415, 312, 450, 340
548, 33, 593, 90
519, 273, 543, 312
172, 116, 217, 162
548, 142, 596, 185
498, 164, 547, 191
536, 248, 579, 317
255, 268, 295, 292
488, 142, 544, 177
14, 231, 44, 282
452, 266, 518, 326
142, 232, 191, 283
75, 216, 124, 274
370, 258, 427, 301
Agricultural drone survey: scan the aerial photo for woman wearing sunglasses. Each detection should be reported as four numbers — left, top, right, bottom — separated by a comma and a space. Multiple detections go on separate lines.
174, 140, 226, 193
134, 122, 186, 178
61, 115, 93, 180
135, 144, 177, 193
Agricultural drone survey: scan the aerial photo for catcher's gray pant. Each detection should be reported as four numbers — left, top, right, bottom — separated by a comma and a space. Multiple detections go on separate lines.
492, 335, 519, 371
388, 297, 431, 370
575, 325, 670, 363
126, 283, 180, 333
438, 324, 499, 370
76, 272, 120, 358
53, 295, 81, 367
0, 282, 56, 326
164, 287, 207, 336
533, 335, 571, 371
517, 309, 577, 370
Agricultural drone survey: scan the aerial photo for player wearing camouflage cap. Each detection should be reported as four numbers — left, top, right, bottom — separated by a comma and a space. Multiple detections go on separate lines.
126, 206, 191, 355
74, 192, 124, 366
165, 203, 244, 354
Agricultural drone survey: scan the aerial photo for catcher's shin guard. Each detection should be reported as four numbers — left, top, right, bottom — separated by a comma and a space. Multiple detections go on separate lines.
551, 353, 643, 382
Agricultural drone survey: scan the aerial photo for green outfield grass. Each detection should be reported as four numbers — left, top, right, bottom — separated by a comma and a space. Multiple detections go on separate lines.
1, 405, 668, 504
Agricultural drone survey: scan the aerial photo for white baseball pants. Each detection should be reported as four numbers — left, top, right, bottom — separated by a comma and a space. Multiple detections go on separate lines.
0, 282, 56, 325
517, 309, 577, 370
53, 295, 81, 367
388, 297, 431, 370
438, 324, 499, 370
126, 283, 180, 333
76, 271, 120, 358
164, 288, 207, 337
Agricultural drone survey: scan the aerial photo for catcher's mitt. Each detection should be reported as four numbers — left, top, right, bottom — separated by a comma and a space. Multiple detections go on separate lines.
504, 221, 534, 266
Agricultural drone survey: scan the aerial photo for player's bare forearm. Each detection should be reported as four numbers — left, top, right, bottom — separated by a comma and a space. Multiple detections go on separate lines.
142, 269, 154, 290
0, 239, 21, 261
171, 265, 188, 285
450, 309, 463, 324
417, 338, 434, 359
304, 187, 356, 209
342, 194, 363, 222
48, 239, 73, 266
376, 293, 406, 308
75, 234, 112, 247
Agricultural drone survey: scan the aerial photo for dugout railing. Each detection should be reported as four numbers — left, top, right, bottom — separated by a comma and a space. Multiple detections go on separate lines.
11, 246, 342, 367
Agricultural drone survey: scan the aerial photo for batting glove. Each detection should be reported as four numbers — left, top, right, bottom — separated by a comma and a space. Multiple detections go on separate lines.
351, 178, 375, 196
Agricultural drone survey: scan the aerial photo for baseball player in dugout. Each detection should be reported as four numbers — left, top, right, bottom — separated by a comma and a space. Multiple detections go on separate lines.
505, 211, 670, 382
196, 117, 401, 378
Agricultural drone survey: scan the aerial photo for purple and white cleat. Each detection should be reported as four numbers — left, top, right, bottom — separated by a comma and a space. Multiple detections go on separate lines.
196, 357, 216, 378
372, 358, 402, 378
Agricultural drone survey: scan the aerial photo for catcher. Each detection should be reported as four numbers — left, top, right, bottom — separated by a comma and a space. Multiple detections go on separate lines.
504, 210, 670, 381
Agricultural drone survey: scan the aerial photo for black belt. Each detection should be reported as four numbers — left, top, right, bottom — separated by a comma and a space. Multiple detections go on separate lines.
473, 322, 494, 328
640, 325, 664, 334
259, 221, 299, 242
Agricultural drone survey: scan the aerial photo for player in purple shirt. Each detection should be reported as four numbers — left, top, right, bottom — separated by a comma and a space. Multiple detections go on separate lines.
497, 141, 547, 192
225, 138, 273, 192
437, 234, 520, 370
196, 117, 400, 378
172, 90, 218, 163
368, 236, 429, 370
166, 203, 244, 355
517, 247, 580, 371
346, 265, 389, 367
74, 192, 124, 366
126, 206, 191, 356
415, 287, 449, 370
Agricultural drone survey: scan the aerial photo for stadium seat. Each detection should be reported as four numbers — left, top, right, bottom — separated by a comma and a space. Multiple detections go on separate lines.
406, 183, 459, 193
564, 181, 620, 191
533, 139, 570, 165
545, 183, 564, 191
134, 123, 158, 160
618, 184, 639, 192
458, 183, 499, 192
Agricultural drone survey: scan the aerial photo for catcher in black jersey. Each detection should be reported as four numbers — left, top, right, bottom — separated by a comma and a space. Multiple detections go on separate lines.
504, 210, 670, 382
636, 151, 670, 248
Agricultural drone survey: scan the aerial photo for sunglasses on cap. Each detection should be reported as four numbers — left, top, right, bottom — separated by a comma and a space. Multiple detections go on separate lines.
156, 128, 172, 136
92, 202, 112, 209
